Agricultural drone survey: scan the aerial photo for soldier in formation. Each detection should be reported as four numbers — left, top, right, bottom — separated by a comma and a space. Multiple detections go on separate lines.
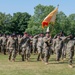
7, 34, 18, 62
0, 29, 75, 68
20, 32, 31, 61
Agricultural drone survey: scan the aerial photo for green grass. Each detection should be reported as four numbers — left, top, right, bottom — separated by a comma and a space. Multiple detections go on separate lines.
0, 53, 75, 75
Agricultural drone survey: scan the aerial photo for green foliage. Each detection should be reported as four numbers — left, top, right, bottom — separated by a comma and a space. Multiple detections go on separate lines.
0, 12, 31, 34
26, 4, 55, 35
0, 4, 75, 36
26, 4, 75, 36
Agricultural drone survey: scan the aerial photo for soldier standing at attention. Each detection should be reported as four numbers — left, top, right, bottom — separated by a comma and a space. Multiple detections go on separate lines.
37, 33, 44, 61
7, 34, 17, 62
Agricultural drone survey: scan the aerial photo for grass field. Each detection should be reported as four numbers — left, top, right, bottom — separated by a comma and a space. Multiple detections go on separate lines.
0, 53, 75, 75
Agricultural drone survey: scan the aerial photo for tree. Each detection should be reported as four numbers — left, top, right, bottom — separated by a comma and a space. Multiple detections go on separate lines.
26, 4, 55, 35
11, 12, 31, 34
51, 11, 71, 36
68, 14, 75, 36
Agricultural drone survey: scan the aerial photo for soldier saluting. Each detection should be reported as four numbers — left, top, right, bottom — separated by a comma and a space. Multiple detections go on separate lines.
20, 32, 31, 61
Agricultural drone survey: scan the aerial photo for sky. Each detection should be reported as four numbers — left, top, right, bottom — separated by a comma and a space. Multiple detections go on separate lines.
0, 0, 75, 16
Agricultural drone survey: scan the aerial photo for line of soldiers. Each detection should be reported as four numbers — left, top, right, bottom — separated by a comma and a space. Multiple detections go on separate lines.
0, 30, 75, 68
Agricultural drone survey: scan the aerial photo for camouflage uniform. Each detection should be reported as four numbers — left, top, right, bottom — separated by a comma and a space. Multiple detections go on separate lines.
43, 36, 52, 63
37, 36, 44, 61
1, 36, 7, 55
29, 36, 33, 53
20, 36, 31, 61
32, 35, 38, 54
55, 37, 63, 61
18, 35, 22, 55
60, 36, 67, 60
7, 36, 17, 61
66, 39, 75, 65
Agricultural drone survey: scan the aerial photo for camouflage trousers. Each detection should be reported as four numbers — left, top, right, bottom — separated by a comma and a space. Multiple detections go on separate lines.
56, 49, 62, 61
61, 44, 67, 60
32, 44, 37, 53
67, 49, 74, 65
21, 47, 30, 61
18, 44, 21, 55
37, 47, 44, 61
62, 48, 66, 60
8, 48, 17, 61
1, 45, 6, 55
43, 47, 50, 63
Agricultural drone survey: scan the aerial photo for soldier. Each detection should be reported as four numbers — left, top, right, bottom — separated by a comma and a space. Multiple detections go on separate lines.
54, 34, 63, 61
32, 35, 38, 54
18, 34, 22, 55
14, 34, 18, 54
20, 32, 31, 61
29, 35, 33, 54
7, 34, 17, 62
6, 34, 10, 52
37, 33, 44, 61
66, 34, 75, 68
43, 29, 52, 64
1, 34, 7, 55
60, 31, 67, 60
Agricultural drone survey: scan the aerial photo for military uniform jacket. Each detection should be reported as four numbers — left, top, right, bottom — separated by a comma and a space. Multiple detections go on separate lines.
55, 38, 63, 50
67, 39, 75, 50
37, 37, 44, 48
43, 36, 52, 50
7, 37, 16, 49
1, 36, 7, 46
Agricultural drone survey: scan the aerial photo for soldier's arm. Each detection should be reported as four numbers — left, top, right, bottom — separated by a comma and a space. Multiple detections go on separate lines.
19, 37, 23, 45
33, 35, 39, 38
43, 37, 51, 43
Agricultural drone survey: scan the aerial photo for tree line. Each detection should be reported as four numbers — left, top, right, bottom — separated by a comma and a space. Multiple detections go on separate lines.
0, 4, 75, 36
